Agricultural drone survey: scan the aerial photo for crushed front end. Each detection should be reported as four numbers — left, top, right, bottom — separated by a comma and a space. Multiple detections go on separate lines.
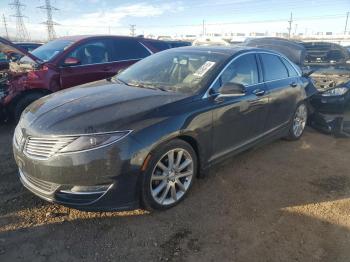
309, 71, 350, 137
0, 70, 9, 120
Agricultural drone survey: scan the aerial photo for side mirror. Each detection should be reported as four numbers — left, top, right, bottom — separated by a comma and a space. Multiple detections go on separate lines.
63, 57, 80, 66
219, 82, 245, 95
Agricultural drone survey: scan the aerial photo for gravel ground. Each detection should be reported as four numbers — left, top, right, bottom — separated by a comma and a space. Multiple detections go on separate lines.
0, 123, 350, 262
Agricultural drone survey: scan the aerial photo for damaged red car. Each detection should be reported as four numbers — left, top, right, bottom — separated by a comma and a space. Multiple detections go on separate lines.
0, 35, 169, 121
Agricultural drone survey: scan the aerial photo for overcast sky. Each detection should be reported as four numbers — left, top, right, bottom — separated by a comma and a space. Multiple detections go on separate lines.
1, 0, 350, 40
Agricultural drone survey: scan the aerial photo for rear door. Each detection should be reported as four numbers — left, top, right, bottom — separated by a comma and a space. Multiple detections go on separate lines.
259, 53, 301, 130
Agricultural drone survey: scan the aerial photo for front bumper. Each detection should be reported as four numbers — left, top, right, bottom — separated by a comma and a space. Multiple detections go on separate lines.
309, 90, 350, 137
13, 135, 146, 211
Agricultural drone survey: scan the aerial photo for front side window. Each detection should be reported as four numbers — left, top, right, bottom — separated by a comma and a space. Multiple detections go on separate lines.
116, 50, 228, 94
260, 53, 288, 81
66, 40, 111, 65
220, 54, 259, 87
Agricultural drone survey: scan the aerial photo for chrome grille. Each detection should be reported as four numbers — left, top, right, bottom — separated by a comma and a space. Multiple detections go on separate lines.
20, 170, 59, 195
24, 136, 77, 160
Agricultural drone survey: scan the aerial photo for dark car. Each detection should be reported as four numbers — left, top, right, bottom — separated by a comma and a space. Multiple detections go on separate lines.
165, 40, 192, 48
0, 35, 169, 121
14, 42, 43, 52
244, 38, 350, 137
13, 46, 311, 211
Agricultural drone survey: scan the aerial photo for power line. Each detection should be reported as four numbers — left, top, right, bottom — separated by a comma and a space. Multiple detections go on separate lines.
9, 0, 30, 41
38, 0, 59, 40
2, 14, 9, 39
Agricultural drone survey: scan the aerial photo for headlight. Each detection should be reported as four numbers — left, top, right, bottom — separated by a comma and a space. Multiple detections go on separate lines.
59, 131, 131, 153
321, 87, 349, 97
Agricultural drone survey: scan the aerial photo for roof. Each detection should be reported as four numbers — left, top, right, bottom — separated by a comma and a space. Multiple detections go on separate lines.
54, 35, 162, 42
167, 45, 280, 56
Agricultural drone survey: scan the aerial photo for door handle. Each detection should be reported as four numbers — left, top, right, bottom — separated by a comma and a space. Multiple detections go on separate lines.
290, 82, 298, 87
103, 67, 113, 71
253, 89, 265, 96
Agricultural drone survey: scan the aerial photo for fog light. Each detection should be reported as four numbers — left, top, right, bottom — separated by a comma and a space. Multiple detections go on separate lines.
61, 184, 112, 194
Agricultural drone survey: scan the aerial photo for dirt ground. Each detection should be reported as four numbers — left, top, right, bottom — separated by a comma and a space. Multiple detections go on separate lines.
1, 124, 350, 262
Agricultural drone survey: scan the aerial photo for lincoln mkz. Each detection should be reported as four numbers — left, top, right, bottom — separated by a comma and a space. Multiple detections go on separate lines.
13, 46, 313, 211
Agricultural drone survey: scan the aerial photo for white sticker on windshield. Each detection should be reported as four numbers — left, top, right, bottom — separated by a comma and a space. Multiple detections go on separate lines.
193, 61, 216, 77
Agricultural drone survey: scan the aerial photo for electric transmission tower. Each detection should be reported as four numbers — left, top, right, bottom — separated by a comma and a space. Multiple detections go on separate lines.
2, 14, 9, 39
9, 0, 30, 41
130, 24, 136, 36
38, 0, 59, 40
287, 12, 293, 39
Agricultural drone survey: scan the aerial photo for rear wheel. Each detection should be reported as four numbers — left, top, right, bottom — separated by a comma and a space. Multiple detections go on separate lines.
286, 102, 308, 140
141, 139, 197, 211
13, 93, 44, 123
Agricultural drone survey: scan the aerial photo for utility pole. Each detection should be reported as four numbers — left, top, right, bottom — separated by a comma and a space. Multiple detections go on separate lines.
202, 19, 206, 36
38, 0, 59, 41
2, 14, 9, 39
130, 24, 136, 36
9, 0, 30, 41
287, 12, 293, 39
345, 12, 349, 35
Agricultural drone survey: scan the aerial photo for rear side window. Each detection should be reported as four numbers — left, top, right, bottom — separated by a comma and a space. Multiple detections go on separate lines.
111, 39, 150, 61
260, 53, 288, 81
281, 57, 299, 77
220, 54, 259, 86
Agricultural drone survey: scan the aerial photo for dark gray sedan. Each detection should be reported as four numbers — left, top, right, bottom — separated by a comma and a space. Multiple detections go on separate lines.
13, 46, 312, 211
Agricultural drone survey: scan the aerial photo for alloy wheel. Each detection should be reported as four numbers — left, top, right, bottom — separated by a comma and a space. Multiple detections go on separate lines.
150, 148, 194, 206
293, 104, 307, 138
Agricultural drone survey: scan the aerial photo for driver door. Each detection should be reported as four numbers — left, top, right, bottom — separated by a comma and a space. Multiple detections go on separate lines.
59, 39, 115, 89
211, 53, 269, 160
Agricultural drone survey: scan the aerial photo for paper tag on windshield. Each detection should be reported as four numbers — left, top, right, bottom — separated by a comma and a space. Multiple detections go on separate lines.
193, 61, 216, 77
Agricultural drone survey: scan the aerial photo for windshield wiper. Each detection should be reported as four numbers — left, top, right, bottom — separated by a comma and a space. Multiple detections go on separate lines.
127, 81, 170, 92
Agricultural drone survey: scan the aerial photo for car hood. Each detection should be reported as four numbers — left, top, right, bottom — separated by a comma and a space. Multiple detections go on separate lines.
0, 37, 41, 63
19, 80, 189, 136
244, 37, 307, 66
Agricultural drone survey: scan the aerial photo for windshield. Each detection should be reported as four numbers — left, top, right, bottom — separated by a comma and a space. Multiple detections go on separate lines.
115, 50, 228, 94
30, 39, 74, 62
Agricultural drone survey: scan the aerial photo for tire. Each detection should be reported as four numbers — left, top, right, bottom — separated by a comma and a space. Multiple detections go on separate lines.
285, 102, 308, 141
141, 139, 197, 211
13, 93, 44, 123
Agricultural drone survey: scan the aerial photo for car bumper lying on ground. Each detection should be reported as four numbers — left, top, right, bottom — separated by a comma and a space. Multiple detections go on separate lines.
13, 133, 146, 211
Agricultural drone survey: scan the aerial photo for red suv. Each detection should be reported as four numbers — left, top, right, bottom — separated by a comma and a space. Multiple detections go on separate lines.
0, 35, 170, 120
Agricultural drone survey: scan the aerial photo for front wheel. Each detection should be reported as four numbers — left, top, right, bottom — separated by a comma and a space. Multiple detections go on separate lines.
13, 93, 44, 123
141, 139, 197, 211
286, 102, 308, 140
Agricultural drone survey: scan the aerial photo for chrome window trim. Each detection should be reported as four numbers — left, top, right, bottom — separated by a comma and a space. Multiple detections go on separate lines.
139, 41, 154, 55
202, 51, 301, 99
59, 58, 141, 68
